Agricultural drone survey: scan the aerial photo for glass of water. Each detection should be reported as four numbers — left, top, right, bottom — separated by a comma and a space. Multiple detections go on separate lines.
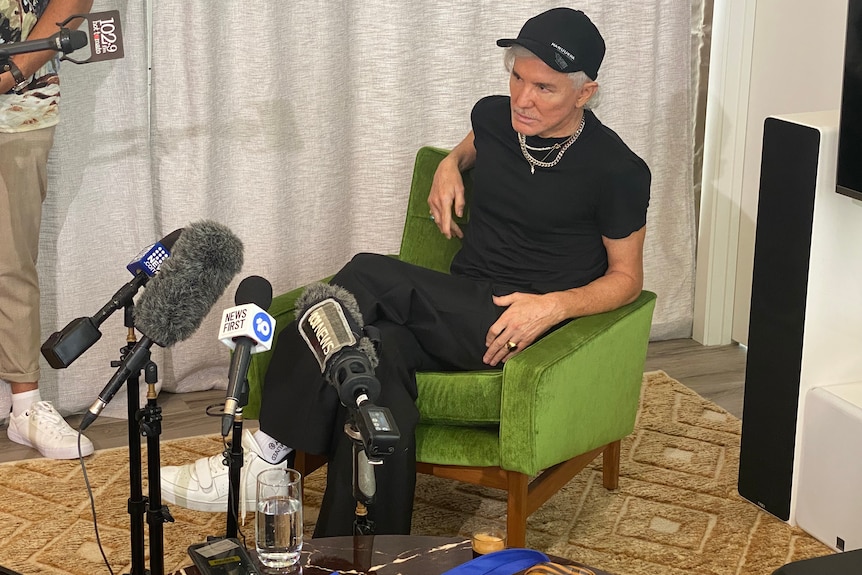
256, 468, 303, 570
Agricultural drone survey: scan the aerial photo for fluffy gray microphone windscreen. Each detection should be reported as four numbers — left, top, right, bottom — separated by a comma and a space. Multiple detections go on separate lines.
296, 282, 379, 368
134, 220, 244, 346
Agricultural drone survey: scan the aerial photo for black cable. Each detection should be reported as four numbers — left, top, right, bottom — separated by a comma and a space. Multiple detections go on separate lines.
79, 401, 249, 574
205, 402, 226, 418
78, 432, 115, 575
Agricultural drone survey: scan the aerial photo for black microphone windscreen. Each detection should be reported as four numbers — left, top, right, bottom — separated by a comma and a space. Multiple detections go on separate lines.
69, 29, 88, 51
296, 282, 378, 368
235, 275, 273, 308
135, 220, 244, 346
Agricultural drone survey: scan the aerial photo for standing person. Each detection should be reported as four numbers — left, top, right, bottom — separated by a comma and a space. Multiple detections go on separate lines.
161, 7, 650, 536
1, 0, 94, 459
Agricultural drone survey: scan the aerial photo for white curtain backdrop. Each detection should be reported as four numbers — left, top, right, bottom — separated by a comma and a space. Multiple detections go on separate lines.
1, 0, 697, 418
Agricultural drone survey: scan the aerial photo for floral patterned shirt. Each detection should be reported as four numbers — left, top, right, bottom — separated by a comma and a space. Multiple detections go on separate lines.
0, 0, 61, 132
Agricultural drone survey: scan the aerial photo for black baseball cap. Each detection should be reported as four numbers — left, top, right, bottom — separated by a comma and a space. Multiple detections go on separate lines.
497, 8, 605, 80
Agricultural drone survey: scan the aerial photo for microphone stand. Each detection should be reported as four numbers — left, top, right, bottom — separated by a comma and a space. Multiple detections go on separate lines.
140, 356, 173, 575
346, 419, 377, 536
334, 385, 400, 536
225, 381, 249, 540
117, 305, 173, 575
200, 381, 248, 542
121, 308, 146, 575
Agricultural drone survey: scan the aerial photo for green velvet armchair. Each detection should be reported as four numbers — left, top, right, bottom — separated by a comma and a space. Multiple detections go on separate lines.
243, 146, 657, 547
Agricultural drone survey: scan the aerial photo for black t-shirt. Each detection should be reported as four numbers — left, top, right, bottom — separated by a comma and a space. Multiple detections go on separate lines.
450, 95, 650, 295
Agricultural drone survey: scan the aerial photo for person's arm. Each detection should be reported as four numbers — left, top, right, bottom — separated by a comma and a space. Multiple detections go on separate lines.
483, 225, 646, 366
1, 0, 94, 93
427, 131, 477, 239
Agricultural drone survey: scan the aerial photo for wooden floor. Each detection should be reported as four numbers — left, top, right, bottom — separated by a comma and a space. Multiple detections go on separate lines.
0, 338, 747, 464
643, 338, 747, 417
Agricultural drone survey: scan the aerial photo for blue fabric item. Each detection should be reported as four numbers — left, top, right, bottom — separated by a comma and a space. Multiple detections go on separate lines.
441, 549, 550, 575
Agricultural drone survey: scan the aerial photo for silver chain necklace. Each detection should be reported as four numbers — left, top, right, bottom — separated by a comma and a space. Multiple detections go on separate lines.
517, 116, 586, 174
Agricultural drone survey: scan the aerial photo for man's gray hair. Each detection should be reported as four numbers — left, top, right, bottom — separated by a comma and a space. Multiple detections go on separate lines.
503, 45, 600, 108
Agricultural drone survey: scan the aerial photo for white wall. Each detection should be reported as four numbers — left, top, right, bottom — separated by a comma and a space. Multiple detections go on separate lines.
694, 0, 849, 345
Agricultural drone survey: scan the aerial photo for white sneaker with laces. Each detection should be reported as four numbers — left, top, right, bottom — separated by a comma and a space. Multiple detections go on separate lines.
161, 429, 287, 513
7, 400, 95, 459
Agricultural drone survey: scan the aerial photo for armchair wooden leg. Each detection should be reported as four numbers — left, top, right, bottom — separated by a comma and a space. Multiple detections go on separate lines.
506, 471, 529, 548
602, 440, 621, 490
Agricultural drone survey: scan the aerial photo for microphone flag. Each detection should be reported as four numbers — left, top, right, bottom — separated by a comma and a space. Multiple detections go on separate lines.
59, 10, 124, 65
298, 298, 358, 373
218, 303, 275, 354
84, 11, 124, 62
126, 240, 172, 278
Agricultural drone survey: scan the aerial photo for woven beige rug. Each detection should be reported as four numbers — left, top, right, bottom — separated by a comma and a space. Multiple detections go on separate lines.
0, 371, 832, 575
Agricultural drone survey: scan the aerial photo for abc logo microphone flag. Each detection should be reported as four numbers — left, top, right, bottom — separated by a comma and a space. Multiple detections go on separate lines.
218, 303, 274, 352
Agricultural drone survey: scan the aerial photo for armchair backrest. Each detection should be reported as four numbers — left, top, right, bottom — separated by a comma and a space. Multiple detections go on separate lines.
398, 147, 472, 273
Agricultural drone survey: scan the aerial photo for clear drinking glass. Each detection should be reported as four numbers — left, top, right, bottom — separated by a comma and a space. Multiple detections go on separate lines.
471, 527, 506, 558
255, 468, 303, 569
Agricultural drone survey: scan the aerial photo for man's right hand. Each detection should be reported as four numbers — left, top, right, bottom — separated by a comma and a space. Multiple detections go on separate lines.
427, 131, 477, 240
428, 156, 465, 240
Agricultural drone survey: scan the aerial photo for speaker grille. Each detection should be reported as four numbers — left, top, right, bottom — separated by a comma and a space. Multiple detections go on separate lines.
737, 117, 821, 520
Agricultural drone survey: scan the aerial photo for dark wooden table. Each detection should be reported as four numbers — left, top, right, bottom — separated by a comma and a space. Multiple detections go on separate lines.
173, 534, 613, 575
772, 549, 862, 574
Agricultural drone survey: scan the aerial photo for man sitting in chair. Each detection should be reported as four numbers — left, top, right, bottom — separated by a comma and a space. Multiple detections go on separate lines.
161, 6, 650, 537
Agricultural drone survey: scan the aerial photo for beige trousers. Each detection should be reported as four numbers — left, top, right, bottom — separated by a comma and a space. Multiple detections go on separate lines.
0, 127, 55, 384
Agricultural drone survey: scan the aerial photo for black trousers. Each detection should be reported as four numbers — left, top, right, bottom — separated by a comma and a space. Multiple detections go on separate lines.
259, 253, 504, 536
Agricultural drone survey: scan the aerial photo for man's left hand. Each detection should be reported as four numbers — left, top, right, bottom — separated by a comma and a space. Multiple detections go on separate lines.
483, 292, 564, 366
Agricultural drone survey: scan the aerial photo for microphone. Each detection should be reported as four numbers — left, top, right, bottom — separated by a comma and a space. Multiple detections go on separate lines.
40, 228, 183, 369
218, 275, 276, 436
296, 283, 380, 406
0, 29, 87, 58
80, 220, 244, 430
296, 283, 399, 459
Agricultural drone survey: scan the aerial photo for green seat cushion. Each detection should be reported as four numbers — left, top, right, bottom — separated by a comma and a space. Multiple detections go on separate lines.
415, 369, 503, 426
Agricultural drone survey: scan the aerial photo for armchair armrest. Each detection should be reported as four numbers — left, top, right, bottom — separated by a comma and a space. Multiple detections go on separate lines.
498, 291, 657, 475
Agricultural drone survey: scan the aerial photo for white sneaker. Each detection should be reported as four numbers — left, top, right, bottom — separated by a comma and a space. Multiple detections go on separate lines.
7, 400, 95, 459
161, 429, 286, 513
